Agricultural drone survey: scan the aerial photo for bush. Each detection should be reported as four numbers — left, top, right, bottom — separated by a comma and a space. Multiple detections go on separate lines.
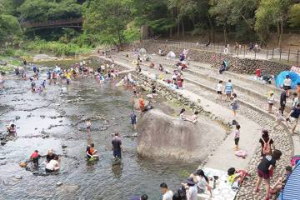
23, 40, 92, 56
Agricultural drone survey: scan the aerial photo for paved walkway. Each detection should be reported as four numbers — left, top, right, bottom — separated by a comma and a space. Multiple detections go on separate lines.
98, 55, 261, 171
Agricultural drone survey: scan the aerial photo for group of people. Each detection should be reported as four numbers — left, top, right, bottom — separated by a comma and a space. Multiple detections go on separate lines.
266, 75, 300, 134
29, 149, 60, 173
216, 79, 238, 117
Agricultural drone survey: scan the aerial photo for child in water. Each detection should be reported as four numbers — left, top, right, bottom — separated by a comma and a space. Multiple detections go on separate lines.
130, 111, 137, 130
86, 119, 91, 130
86, 143, 99, 160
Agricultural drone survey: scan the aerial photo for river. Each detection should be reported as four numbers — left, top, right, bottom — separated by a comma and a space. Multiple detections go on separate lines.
0, 61, 196, 200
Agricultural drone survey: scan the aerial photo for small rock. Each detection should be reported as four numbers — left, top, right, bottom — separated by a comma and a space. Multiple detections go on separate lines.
15, 116, 21, 120
0, 161, 7, 165
62, 145, 67, 149
56, 182, 63, 186
14, 175, 22, 180
0, 156, 6, 160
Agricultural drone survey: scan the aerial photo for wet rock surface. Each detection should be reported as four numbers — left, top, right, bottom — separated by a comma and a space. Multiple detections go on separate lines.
137, 109, 226, 162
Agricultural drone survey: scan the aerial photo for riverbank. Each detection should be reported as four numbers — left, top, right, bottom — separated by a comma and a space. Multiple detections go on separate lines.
96, 52, 295, 200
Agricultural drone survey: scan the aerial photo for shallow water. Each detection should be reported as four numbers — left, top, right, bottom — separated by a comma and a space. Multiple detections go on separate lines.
0, 68, 197, 200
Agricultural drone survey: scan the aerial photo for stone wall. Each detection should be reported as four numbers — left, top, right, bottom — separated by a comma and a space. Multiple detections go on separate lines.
139, 41, 291, 75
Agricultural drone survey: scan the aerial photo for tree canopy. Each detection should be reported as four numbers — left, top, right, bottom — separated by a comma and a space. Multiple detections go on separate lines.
0, 0, 299, 47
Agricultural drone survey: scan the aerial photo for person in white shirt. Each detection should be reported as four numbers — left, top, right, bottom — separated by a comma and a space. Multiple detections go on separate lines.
182, 178, 198, 200
160, 183, 173, 200
267, 92, 275, 113
190, 169, 212, 197
216, 80, 223, 100
283, 75, 292, 96
45, 155, 60, 173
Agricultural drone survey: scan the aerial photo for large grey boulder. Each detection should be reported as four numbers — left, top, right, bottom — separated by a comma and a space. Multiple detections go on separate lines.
137, 109, 225, 163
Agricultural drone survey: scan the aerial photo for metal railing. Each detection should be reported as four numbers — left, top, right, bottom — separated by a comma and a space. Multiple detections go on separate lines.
145, 40, 300, 66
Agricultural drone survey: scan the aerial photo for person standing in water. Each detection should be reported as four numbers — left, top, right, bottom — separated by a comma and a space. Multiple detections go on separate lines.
112, 132, 122, 159
130, 111, 137, 130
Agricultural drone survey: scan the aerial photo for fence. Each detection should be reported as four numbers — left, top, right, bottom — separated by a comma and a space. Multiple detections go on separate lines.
146, 40, 300, 66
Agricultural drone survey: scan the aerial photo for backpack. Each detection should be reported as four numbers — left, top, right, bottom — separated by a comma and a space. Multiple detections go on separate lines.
262, 138, 272, 155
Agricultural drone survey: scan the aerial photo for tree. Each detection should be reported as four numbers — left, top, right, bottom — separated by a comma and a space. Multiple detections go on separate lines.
210, 0, 258, 43
289, 3, 300, 28
0, 0, 22, 45
18, 0, 82, 22
255, 0, 292, 47
83, 0, 134, 49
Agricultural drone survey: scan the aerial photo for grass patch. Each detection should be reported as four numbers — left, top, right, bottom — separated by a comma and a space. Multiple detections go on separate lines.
23, 40, 92, 56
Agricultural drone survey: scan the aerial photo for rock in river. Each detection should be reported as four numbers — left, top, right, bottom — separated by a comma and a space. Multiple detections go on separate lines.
137, 109, 225, 163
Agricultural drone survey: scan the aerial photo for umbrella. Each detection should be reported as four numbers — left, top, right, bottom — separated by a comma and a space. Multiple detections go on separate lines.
275, 71, 300, 89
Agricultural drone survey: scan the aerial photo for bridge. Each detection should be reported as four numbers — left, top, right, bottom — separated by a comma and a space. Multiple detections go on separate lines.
21, 18, 83, 29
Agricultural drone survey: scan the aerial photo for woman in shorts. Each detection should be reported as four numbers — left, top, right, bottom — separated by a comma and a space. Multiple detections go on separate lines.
255, 150, 282, 200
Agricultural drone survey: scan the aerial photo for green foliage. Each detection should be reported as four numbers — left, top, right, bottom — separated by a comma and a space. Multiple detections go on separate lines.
18, 0, 82, 22
1, 0, 300, 50
83, 0, 133, 48
23, 40, 91, 56
0, 14, 22, 44
255, 0, 292, 45
289, 4, 300, 28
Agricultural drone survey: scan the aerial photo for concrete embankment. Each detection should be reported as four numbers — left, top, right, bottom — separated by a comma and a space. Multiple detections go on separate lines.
96, 55, 294, 200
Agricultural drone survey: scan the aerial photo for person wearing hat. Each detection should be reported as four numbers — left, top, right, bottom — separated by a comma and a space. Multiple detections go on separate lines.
182, 178, 198, 200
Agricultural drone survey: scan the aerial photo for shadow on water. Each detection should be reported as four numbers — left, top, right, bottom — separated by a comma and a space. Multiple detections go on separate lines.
0, 63, 197, 200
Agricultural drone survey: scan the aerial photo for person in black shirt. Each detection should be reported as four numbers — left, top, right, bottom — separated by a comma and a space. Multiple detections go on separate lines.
280, 90, 287, 114
287, 103, 300, 133
259, 130, 274, 157
112, 133, 122, 159
46, 149, 57, 163
255, 149, 282, 200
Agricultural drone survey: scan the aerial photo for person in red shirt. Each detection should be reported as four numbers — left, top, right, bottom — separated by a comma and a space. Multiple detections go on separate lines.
30, 150, 40, 166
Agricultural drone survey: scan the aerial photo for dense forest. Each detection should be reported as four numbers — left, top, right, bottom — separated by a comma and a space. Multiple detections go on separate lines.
0, 0, 300, 55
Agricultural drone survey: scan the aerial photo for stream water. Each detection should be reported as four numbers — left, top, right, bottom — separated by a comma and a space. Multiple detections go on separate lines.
0, 63, 196, 200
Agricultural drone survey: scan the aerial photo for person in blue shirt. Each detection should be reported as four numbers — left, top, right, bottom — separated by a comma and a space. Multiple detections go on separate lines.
224, 80, 233, 101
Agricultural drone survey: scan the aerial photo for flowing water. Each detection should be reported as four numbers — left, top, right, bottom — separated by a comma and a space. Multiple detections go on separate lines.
0, 64, 197, 200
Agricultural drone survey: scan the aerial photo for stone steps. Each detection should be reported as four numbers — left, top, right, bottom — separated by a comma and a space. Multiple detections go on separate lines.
116, 55, 293, 116
98, 54, 294, 200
